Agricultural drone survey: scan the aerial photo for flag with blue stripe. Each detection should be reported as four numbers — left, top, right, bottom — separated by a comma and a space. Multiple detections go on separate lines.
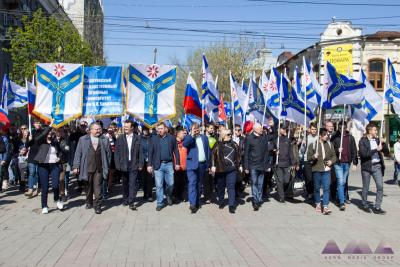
3, 75, 27, 109
266, 68, 281, 119
323, 61, 365, 109
351, 69, 382, 132
302, 57, 321, 111
384, 58, 400, 115
229, 72, 244, 126
201, 54, 219, 122
281, 73, 315, 126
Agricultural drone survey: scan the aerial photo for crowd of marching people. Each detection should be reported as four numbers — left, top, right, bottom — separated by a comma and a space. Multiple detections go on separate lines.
0, 117, 395, 215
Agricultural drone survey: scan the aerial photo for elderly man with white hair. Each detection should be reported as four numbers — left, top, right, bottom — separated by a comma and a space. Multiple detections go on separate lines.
243, 123, 272, 211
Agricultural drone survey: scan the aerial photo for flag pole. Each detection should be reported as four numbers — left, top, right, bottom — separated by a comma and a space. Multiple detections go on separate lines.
242, 79, 250, 130
25, 78, 32, 135
380, 58, 388, 140
230, 71, 235, 132
276, 72, 283, 165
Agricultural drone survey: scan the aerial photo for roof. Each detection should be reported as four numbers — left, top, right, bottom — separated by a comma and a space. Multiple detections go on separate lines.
366, 31, 400, 40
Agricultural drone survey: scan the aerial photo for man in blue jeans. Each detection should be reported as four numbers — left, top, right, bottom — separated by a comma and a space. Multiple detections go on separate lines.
148, 122, 180, 211
183, 122, 210, 213
307, 128, 337, 215
244, 123, 271, 211
332, 121, 358, 211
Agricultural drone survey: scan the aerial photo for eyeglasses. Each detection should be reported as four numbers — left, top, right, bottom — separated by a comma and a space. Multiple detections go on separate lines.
227, 133, 232, 136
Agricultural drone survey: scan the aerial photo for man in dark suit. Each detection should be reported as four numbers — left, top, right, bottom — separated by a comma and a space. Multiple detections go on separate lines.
114, 120, 144, 210
147, 122, 180, 211
183, 123, 210, 213
73, 122, 111, 214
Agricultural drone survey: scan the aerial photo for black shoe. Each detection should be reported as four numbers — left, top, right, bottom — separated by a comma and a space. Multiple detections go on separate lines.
95, 207, 102, 214
398, 181, 400, 187
156, 205, 164, 211
129, 204, 137, 210
279, 198, 285, 203
361, 205, 371, 213
122, 200, 128, 206
372, 207, 386, 215
86, 203, 93, 209
339, 204, 346, 211
253, 203, 259, 211
189, 205, 198, 213
264, 197, 270, 202
167, 197, 173, 206
345, 199, 351, 204
229, 206, 236, 214
218, 204, 224, 209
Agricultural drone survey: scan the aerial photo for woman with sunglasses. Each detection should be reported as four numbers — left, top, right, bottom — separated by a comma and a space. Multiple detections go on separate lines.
34, 120, 64, 214
211, 129, 241, 214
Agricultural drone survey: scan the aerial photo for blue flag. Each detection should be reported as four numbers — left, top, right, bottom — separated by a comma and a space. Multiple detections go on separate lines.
384, 58, 400, 115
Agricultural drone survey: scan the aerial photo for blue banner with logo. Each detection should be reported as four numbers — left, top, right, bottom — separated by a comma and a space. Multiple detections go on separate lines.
83, 66, 124, 117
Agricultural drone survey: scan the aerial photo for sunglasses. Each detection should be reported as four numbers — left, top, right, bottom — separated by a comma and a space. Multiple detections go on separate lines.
227, 133, 232, 136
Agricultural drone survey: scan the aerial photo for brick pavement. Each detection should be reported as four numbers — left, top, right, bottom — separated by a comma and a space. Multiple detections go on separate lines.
0, 163, 399, 267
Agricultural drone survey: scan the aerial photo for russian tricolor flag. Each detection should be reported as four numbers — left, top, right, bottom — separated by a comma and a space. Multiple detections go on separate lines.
26, 77, 36, 114
183, 73, 202, 118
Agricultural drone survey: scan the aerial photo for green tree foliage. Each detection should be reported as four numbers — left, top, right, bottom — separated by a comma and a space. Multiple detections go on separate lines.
172, 39, 262, 121
4, 10, 102, 84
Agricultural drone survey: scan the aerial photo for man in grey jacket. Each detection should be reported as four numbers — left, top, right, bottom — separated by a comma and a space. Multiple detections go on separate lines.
73, 122, 111, 214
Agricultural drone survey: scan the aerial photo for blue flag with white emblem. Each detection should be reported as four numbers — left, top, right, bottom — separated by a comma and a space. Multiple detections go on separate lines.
384, 58, 400, 115
126, 64, 177, 128
266, 68, 281, 119
322, 61, 365, 109
35, 63, 84, 128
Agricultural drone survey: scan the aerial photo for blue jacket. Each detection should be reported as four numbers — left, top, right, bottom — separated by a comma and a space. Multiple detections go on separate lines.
148, 134, 180, 170
183, 134, 210, 170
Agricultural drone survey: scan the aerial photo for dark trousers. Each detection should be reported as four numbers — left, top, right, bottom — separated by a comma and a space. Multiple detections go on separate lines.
217, 170, 237, 207
38, 163, 61, 209
173, 170, 187, 201
203, 168, 213, 201
263, 170, 274, 198
304, 162, 314, 197
141, 162, 154, 199
274, 166, 291, 200
187, 162, 207, 207
86, 171, 103, 209
121, 166, 139, 204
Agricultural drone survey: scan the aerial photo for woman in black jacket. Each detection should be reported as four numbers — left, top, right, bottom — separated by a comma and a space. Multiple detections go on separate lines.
211, 129, 241, 214
34, 125, 64, 214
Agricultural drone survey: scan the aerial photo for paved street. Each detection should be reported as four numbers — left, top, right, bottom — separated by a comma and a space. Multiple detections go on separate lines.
0, 162, 399, 267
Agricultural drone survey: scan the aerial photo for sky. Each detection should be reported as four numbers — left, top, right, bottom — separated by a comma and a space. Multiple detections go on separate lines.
103, 0, 400, 67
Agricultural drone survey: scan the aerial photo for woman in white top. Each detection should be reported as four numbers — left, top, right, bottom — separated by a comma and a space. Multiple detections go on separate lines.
34, 126, 63, 214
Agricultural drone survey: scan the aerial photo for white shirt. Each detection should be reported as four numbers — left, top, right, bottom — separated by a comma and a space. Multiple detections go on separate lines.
127, 133, 133, 161
394, 142, 400, 163
196, 136, 206, 162
44, 146, 59, 163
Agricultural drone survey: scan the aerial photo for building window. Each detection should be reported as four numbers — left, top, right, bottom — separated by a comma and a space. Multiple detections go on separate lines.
368, 59, 384, 90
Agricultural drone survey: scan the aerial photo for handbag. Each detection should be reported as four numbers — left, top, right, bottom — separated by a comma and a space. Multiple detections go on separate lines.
285, 168, 306, 198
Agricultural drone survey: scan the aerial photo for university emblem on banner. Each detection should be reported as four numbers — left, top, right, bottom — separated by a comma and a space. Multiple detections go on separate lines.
126, 64, 176, 128
34, 63, 84, 128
